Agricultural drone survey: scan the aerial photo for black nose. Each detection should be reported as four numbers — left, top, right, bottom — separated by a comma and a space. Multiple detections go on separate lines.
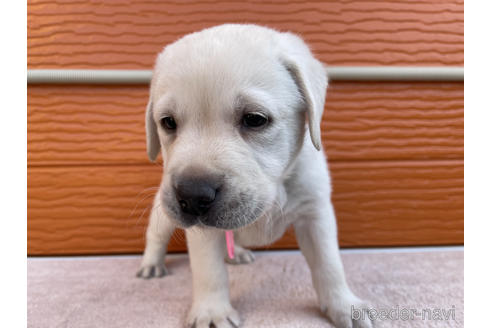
174, 177, 220, 216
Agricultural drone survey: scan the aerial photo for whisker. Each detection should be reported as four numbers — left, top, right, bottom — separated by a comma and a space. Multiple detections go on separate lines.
135, 201, 156, 228
127, 187, 159, 227
172, 228, 186, 246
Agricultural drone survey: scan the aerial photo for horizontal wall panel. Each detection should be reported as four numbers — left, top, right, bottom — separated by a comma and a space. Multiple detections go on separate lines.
333, 160, 463, 246
27, 0, 463, 68
322, 82, 463, 161
27, 160, 463, 255
28, 84, 149, 166
27, 82, 463, 166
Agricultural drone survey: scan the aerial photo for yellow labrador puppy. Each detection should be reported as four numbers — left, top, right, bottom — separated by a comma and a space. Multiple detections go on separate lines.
137, 24, 371, 328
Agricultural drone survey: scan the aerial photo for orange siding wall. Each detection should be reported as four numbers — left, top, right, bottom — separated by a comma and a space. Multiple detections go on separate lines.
27, 1, 464, 255
28, 0, 464, 68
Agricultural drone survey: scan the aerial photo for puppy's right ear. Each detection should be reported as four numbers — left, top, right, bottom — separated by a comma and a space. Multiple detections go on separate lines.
145, 100, 160, 162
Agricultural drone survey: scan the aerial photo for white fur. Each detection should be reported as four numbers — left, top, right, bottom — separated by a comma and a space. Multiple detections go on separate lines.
138, 24, 372, 328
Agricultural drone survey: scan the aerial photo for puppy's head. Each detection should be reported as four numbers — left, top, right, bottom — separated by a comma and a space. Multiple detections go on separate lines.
145, 24, 327, 230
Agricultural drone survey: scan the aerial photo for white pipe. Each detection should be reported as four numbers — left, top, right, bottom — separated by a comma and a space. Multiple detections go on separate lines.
27, 69, 152, 84
327, 66, 463, 81
27, 67, 463, 84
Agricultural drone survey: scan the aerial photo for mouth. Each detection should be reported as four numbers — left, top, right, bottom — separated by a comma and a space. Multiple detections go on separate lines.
162, 188, 269, 230
197, 216, 243, 230
167, 202, 267, 230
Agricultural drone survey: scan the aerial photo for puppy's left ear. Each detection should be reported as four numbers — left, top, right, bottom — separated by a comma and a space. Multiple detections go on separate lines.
279, 34, 328, 151
145, 99, 160, 162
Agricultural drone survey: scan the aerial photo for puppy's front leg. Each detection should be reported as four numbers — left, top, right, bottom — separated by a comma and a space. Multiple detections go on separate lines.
137, 192, 175, 278
294, 203, 372, 328
186, 229, 240, 328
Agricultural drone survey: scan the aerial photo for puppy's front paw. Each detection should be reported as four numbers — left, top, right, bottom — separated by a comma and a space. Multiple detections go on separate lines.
136, 263, 168, 279
187, 301, 240, 328
225, 245, 255, 265
321, 292, 373, 328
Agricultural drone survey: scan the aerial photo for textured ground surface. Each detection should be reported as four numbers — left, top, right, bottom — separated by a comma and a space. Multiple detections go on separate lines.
27, 248, 463, 327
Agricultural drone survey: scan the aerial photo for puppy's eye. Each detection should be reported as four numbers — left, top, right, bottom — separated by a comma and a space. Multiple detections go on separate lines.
160, 116, 177, 131
242, 113, 268, 129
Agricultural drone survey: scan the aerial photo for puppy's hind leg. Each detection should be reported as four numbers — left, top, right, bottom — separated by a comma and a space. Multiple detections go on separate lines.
224, 243, 255, 265
137, 191, 176, 279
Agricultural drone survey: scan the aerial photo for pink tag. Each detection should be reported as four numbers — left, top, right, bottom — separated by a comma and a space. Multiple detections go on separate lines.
225, 230, 235, 259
